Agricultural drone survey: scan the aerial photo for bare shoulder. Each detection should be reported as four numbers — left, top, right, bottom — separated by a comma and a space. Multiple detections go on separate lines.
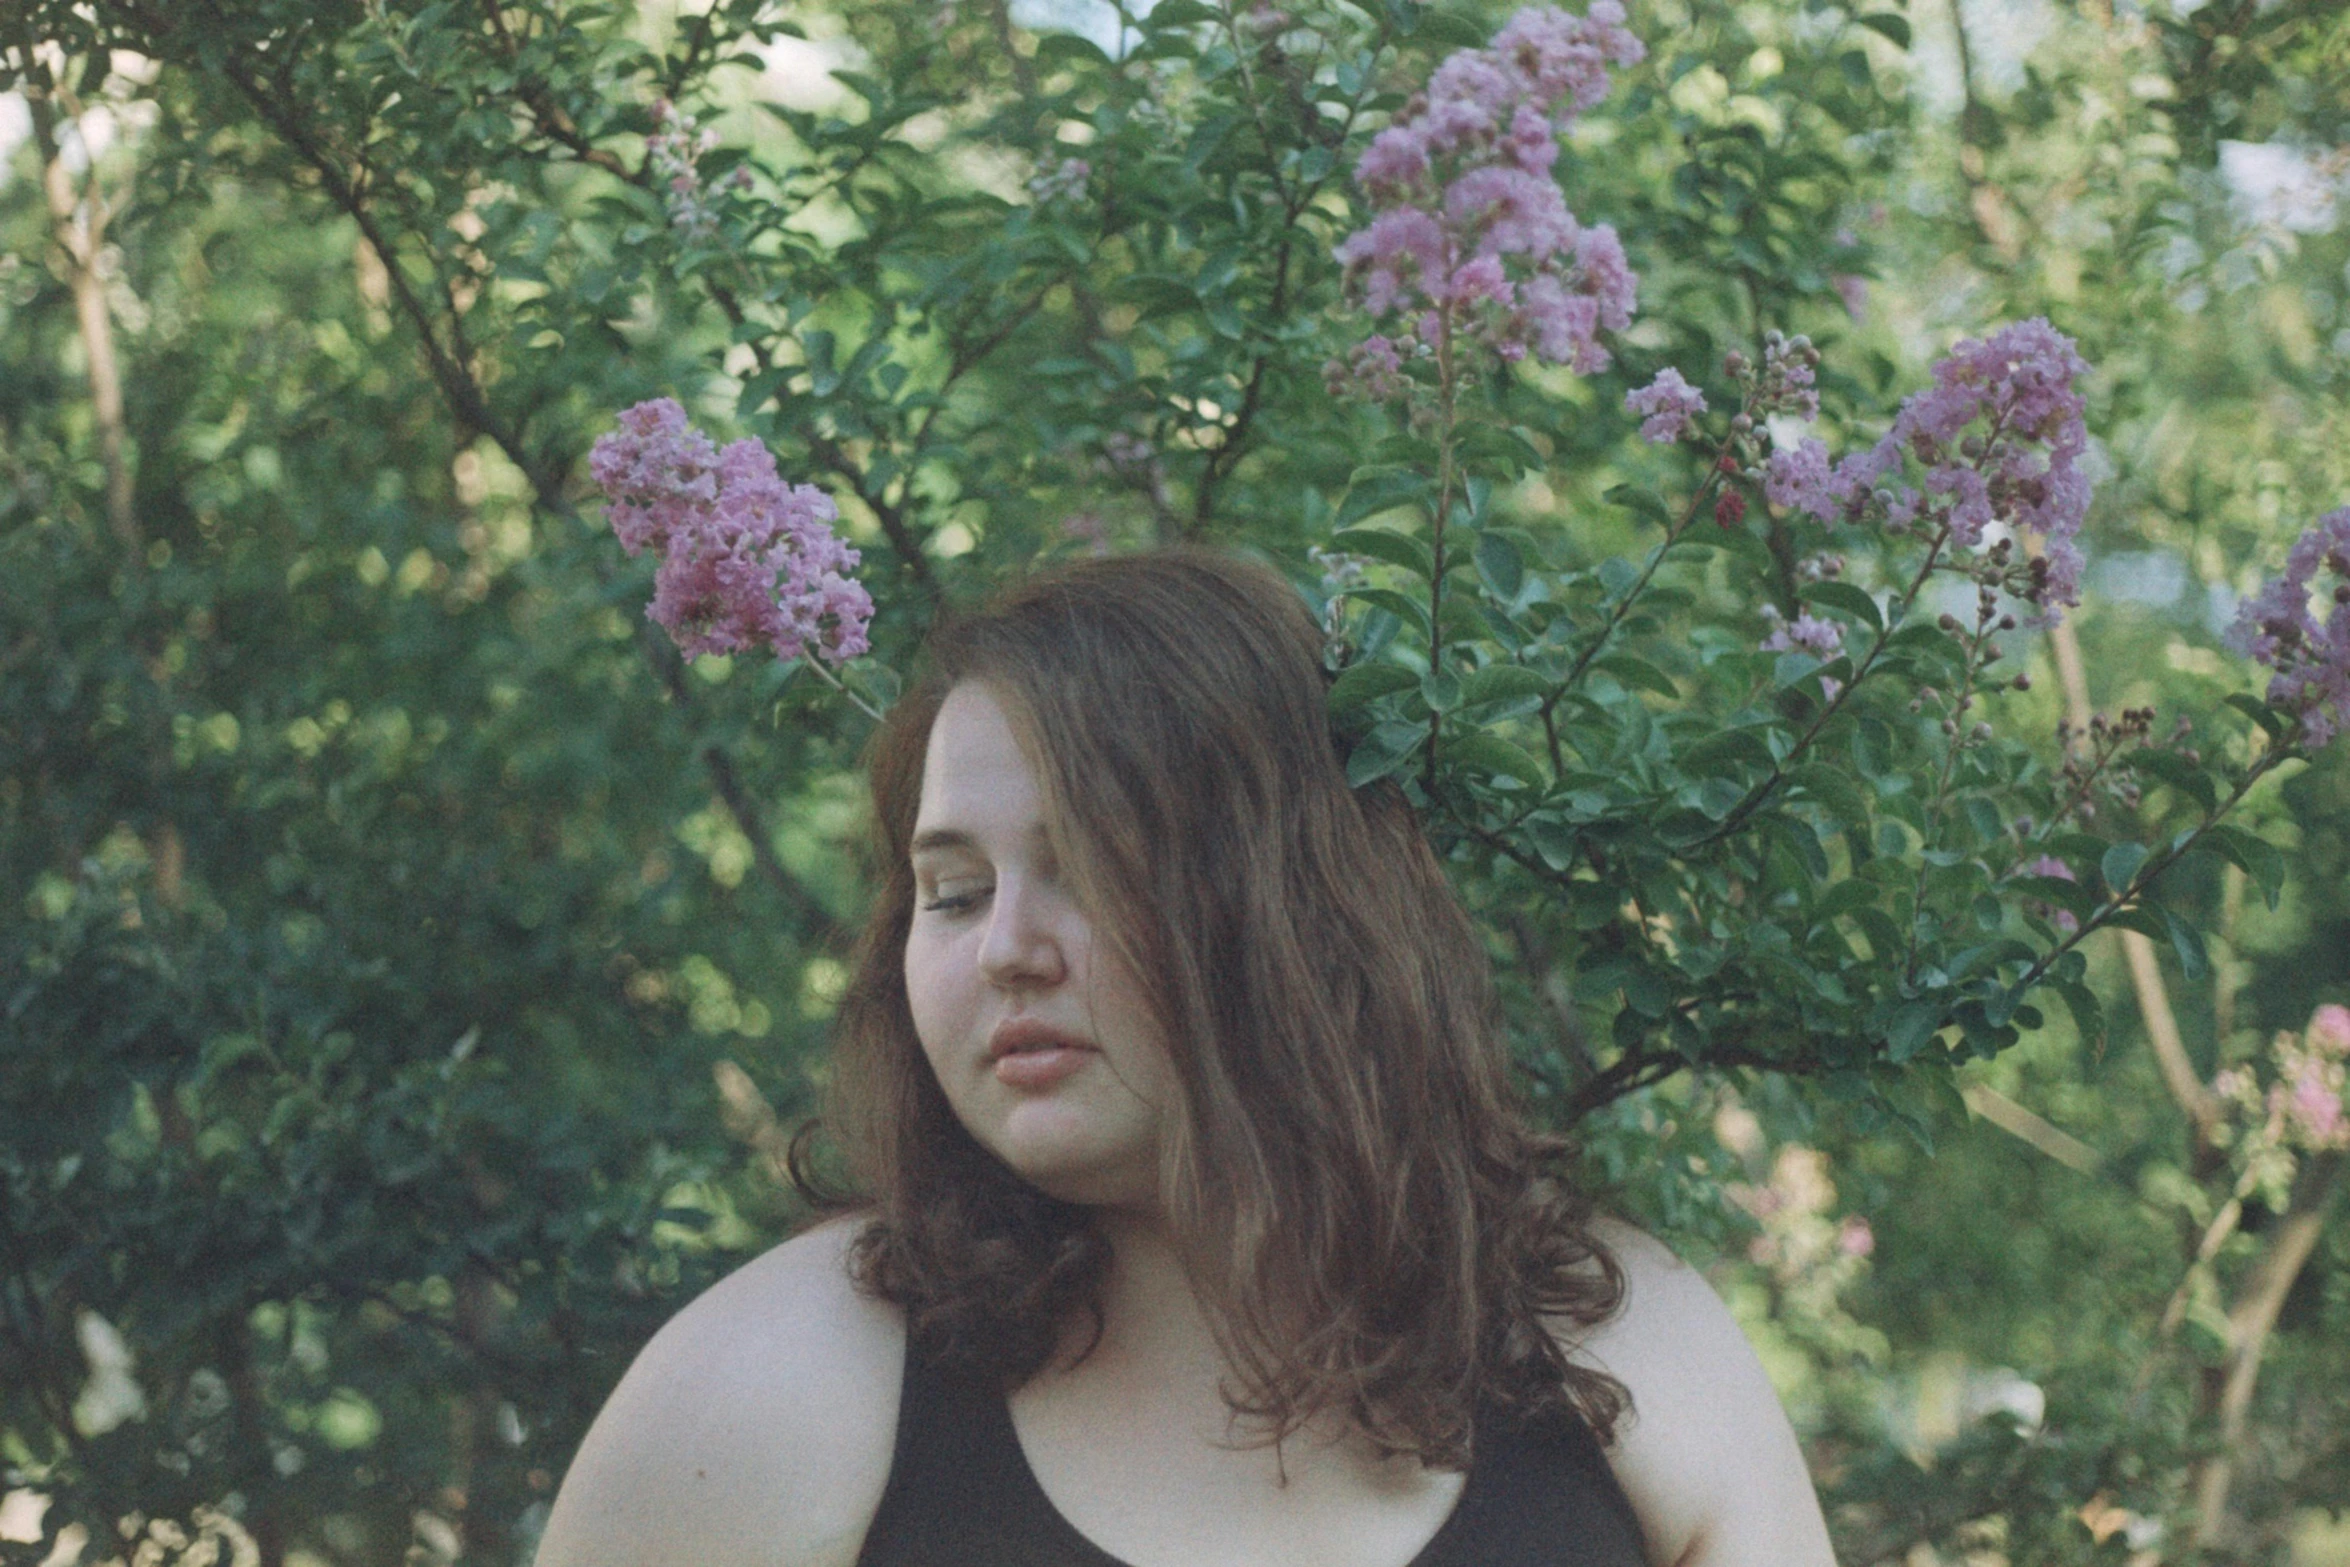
1561, 1219, 1837, 1567
535, 1215, 906, 1567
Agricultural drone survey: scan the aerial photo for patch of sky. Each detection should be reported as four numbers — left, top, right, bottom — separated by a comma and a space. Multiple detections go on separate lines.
1012, 0, 1160, 59
2206, 581, 2239, 639
1910, 0, 2059, 120
2218, 141, 2346, 237
2086, 549, 2189, 609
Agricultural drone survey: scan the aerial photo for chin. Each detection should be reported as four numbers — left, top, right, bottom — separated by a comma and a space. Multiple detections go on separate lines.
990, 1132, 1160, 1211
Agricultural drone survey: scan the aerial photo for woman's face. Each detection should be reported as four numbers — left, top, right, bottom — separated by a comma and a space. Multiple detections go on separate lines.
903, 682, 1178, 1213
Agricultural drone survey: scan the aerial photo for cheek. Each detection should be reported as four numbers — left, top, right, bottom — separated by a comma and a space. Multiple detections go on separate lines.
902, 928, 967, 1056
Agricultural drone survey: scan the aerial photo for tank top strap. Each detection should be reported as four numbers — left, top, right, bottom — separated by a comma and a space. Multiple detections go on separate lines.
1414, 1399, 1648, 1567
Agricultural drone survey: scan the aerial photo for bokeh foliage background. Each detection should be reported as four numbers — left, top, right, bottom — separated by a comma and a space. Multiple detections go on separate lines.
2, 0, 2346, 1562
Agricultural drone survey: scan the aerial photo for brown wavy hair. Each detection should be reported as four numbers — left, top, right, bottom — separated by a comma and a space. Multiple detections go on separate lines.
795, 547, 1625, 1467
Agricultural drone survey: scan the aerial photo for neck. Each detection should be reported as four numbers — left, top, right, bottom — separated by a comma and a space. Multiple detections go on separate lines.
1059, 1210, 1369, 1462
1082, 1208, 1224, 1371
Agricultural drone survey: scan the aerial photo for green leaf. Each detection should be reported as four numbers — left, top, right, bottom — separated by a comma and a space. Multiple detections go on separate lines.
1335, 472, 1433, 530
1454, 423, 1545, 475
1887, 1000, 1946, 1062
1692, 776, 1746, 820
1474, 531, 1524, 602
1856, 12, 1912, 48
1035, 31, 1113, 66
2197, 823, 2287, 911
1592, 653, 1678, 699
1461, 664, 1552, 705
2104, 905, 2169, 941
1445, 731, 1547, 787
1415, 10, 1492, 47
1341, 586, 1431, 635
2161, 907, 2210, 981
1851, 906, 1906, 961
842, 661, 902, 711
1528, 816, 1582, 871
1773, 651, 1824, 690
1346, 722, 1423, 787
2053, 979, 2105, 1049
1421, 668, 1462, 712
2101, 841, 2149, 897
1331, 526, 1434, 579
1328, 661, 1417, 714
1142, 0, 1220, 23
1790, 764, 1869, 828
2225, 692, 2286, 739
1798, 580, 1884, 632
1816, 878, 1881, 922
2132, 748, 2218, 811
2011, 873, 2090, 915
1603, 484, 1676, 530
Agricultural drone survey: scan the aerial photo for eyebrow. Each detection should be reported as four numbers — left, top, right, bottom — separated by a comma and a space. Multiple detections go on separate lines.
907, 823, 1053, 857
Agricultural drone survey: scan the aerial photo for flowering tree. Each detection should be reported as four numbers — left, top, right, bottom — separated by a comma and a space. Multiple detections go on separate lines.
4, 0, 2348, 1562
577, 5, 2341, 1147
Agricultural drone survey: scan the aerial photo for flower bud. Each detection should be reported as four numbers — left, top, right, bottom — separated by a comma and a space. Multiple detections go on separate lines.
1724, 350, 1749, 377
2012, 672, 2031, 692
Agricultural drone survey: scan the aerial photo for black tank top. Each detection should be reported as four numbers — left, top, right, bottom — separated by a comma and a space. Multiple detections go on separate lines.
853, 1335, 1650, 1567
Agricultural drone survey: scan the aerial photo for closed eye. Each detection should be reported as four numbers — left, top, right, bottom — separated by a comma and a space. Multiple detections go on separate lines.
921, 885, 992, 915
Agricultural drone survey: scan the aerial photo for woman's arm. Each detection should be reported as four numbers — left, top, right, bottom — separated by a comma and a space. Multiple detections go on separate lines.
535, 1218, 904, 1567
1572, 1222, 1839, 1567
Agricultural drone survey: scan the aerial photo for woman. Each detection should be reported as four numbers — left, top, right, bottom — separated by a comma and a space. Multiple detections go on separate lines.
537, 550, 1835, 1567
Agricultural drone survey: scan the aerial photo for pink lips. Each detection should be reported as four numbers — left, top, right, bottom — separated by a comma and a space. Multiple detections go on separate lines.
988, 1018, 1096, 1090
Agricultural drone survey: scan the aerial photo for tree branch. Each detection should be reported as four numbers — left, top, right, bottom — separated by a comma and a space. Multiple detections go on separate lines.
2045, 606, 2223, 1159
2190, 1152, 2341, 1549
24, 63, 140, 556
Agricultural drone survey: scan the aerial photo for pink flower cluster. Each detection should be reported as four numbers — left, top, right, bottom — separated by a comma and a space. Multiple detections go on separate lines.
1773, 319, 2094, 618
2215, 1004, 2350, 1154
1326, 335, 1413, 403
2224, 507, 2350, 748
1625, 367, 1705, 443
1334, 4, 1644, 375
647, 100, 751, 238
590, 398, 872, 664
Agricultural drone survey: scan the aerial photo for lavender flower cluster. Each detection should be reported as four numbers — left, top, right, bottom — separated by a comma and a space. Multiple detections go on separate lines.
1624, 366, 1705, 444
647, 100, 751, 239
1767, 318, 2093, 618
2225, 507, 2350, 748
1333, 3, 1644, 381
590, 399, 873, 664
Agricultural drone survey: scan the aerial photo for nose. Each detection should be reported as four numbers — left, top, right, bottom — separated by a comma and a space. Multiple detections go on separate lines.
976, 874, 1068, 991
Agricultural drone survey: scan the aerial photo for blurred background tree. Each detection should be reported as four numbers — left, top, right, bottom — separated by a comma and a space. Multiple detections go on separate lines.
0, 1, 2344, 1564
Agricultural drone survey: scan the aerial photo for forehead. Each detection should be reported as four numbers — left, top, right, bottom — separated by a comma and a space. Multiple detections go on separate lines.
912, 683, 1044, 839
